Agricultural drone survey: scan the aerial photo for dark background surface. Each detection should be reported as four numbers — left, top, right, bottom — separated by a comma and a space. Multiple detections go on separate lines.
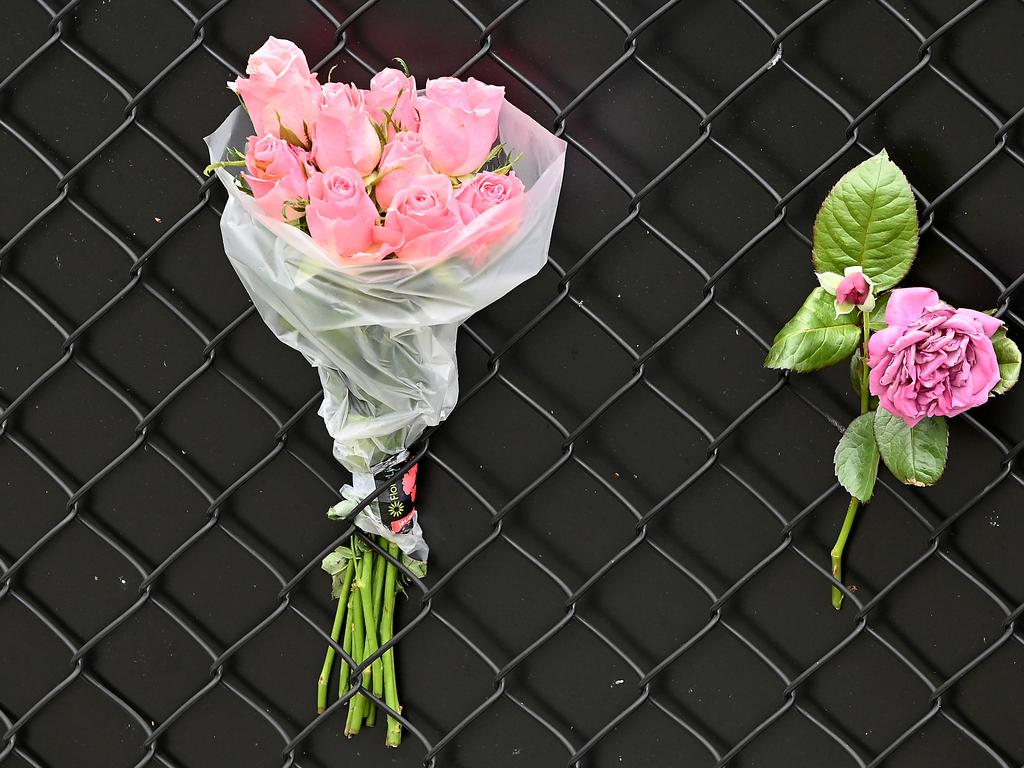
3, 1, 1024, 767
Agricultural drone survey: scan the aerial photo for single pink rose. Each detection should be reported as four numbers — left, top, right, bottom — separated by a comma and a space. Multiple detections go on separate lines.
455, 171, 526, 255
228, 37, 319, 142
314, 83, 382, 175
364, 68, 418, 137
417, 77, 505, 176
455, 171, 525, 221
868, 287, 1003, 426
374, 132, 435, 209
836, 270, 871, 307
242, 133, 311, 221
383, 173, 464, 260
306, 167, 398, 259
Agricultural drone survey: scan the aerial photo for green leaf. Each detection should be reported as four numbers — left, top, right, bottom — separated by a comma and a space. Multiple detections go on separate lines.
850, 348, 866, 398
473, 143, 507, 174
321, 546, 354, 576
867, 291, 889, 331
874, 408, 948, 487
849, 348, 880, 408
327, 499, 358, 520
393, 56, 411, 77
400, 553, 427, 579
276, 111, 311, 150
834, 413, 880, 502
203, 159, 245, 176
813, 150, 919, 291
992, 328, 1020, 395
764, 288, 861, 371
370, 118, 388, 149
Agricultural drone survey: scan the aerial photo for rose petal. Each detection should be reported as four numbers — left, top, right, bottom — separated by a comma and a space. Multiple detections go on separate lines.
885, 287, 941, 327
957, 308, 1003, 338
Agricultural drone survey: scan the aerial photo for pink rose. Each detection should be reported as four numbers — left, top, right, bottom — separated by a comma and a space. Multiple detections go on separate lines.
374, 132, 435, 209
228, 37, 319, 143
364, 68, 418, 136
836, 270, 871, 308
243, 133, 311, 221
868, 287, 1003, 426
383, 173, 464, 260
306, 167, 398, 259
417, 77, 505, 176
455, 171, 525, 254
455, 171, 525, 221
816, 267, 876, 316
314, 83, 382, 175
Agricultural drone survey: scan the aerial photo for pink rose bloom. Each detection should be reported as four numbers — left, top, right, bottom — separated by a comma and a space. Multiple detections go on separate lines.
306, 167, 398, 259
375, 132, 435, 209
243, 133, 311, 221
836, 271, 871, 307
868, 287, 1003, 426
383, 173, 464, 260
364, 68, 418, 136
228, 37, 320, 143
315, 83, 382, 175
456, 171, 525, 221
417, 77, 505, 176
456, 171, 526, 254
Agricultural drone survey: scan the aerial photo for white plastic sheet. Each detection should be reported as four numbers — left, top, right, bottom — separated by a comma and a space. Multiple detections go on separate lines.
205, 101, 566, 560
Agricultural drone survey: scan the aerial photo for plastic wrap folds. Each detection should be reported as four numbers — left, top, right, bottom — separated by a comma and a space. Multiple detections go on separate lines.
205, 101, 566, 561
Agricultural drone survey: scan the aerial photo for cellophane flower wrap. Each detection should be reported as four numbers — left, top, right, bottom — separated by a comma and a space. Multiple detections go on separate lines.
204, 38, 565, 745
205, 76, 565, 562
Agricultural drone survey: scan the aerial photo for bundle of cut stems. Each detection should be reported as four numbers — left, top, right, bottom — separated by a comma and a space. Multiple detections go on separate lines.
317, 537, 403, 747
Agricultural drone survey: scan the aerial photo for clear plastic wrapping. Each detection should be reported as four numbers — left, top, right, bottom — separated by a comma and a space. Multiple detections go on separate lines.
205, 101, 566, 560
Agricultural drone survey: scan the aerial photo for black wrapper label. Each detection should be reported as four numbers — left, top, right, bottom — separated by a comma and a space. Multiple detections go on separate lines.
375, 460, 417, 535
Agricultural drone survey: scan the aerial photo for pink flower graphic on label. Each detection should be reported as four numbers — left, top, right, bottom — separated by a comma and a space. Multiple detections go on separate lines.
402, 465, 418, 502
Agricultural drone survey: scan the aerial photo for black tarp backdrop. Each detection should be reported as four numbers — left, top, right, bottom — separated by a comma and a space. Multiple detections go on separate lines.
2, 1, 1024, 767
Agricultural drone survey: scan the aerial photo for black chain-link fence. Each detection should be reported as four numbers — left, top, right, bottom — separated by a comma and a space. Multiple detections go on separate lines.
3, 1, 1024, 766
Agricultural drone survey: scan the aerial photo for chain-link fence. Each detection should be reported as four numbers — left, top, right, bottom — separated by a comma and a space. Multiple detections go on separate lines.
3, 0, 1024, 766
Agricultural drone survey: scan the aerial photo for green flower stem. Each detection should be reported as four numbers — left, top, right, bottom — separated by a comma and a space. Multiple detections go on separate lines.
338, 592, 354, 694
372, 541, 387, 626
382, 540, 402, 748
359, 549, 385, 700
832, 314, 873, 610
859, 318, 870, 414
364, 539, 389, 729
830, 496, 861, 610
344, 574, 367, 737
317, 560, 355, 713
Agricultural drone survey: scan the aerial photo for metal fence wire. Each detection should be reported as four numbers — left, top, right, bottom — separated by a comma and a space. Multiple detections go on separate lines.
3, 0, 1024, 766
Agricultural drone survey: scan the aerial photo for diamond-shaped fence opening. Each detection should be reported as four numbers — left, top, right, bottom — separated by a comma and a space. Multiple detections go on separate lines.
2, 1, 1024, 767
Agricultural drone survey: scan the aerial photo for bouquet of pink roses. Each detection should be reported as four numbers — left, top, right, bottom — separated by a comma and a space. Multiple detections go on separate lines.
205, 37, 565, 745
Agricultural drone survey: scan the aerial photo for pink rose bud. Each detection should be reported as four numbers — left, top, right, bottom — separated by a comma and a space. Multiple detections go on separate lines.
364, 68, 419, 137
836, 270, 871, 307
383, 173, 464, 260
816, 266, 875, 316
314, 83, 383, 175
455, 171, 525, 222
306, 168, 397, 260
417, 77, 505, 176
868, 287, 1003, 426
374, 132, 435, 210
228, 37, 320, 142
242, 133, 311, 221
